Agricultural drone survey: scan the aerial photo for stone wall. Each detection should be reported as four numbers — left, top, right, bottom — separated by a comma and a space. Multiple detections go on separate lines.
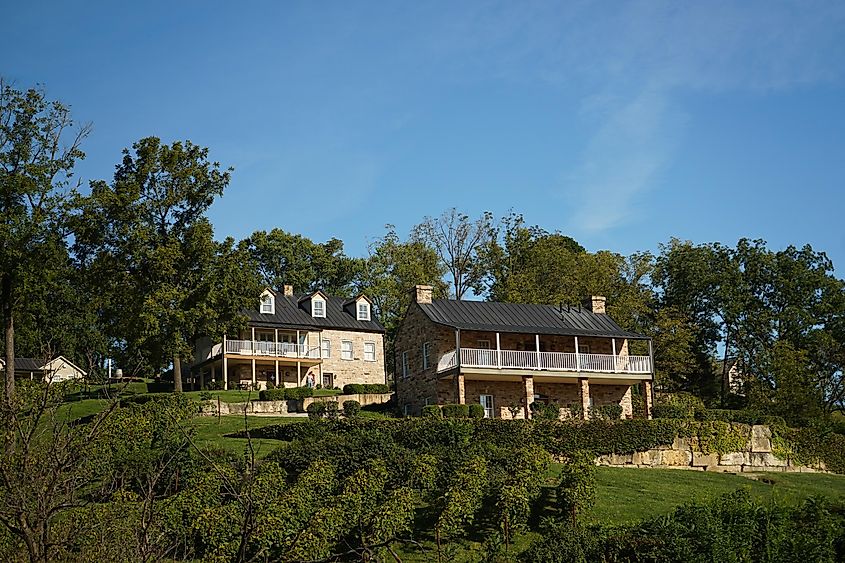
316, 329, 386, 389
200, 392, 394, 416
595, 425, 827, 473
301, 392, 393, 411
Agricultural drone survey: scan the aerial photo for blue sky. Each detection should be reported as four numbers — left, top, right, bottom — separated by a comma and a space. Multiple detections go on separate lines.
6, 1, 845, 271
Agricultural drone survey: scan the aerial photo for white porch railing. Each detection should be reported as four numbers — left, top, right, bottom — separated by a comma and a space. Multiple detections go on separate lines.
223, 339, 320, 359
438, 347, 652, 375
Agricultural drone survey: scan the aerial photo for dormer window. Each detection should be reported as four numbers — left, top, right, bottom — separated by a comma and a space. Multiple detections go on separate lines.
357, 301, 370, 321
260, 291, 275, 315
312, 298, 326, 318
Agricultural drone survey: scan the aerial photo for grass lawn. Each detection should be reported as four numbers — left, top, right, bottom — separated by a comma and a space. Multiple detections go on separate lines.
585, 466, 845, 525
187, 415, 304, 458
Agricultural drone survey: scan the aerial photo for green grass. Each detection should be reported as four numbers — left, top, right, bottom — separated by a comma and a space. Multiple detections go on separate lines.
187, 415, 304, 458
570, 466, 845, 525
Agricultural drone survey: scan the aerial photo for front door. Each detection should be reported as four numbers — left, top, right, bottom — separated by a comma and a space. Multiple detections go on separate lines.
479, 394, 495, 419
322, 372, 334, 389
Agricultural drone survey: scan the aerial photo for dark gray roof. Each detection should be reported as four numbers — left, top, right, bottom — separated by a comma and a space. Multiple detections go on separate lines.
246, 292, 385, 333
11, 358, 45, 371
419, 299, 647, 339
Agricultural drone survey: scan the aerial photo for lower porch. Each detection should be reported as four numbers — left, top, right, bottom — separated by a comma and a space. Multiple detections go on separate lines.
190, 356, 325, 391
436, 372, 654, 420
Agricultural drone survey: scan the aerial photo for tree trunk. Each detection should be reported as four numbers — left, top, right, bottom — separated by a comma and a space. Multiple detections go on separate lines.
2, 275, 15, 399
173, 355, 182, 393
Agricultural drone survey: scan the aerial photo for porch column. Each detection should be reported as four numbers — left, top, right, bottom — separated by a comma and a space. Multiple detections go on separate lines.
648, 339, 654, 375
251, 327, 255, 354
455, 330, 461, 368
297, 361, 302, 386
296, 330, 301, 357
223, 355, 228, 390
251, 358, 256, 388
456, 373, 466, 404
579, 377, 590, 420
274, 360, 279, 386
199, 369, 205, 390
574, 336, 581, 371
211, 363, 216, 383
643, 380, 654, 419
523, 375, 534, 419
535, 334, 541, 369
496, 332, 501, 368
274, 328, 279, 356
612, 339, 618, 372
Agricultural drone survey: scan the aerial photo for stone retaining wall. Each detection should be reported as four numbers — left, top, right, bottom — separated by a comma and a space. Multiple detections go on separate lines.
595, 424, 826, 473
200, 392, 393, 416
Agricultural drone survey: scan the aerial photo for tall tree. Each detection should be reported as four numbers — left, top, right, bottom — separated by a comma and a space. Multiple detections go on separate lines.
73, 137, 258, 390
0, 80, 89, 398
412, 208, 494, 299
245, 228, 363, 296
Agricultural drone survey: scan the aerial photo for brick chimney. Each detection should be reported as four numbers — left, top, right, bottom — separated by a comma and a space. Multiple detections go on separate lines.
583, 295, 606, 314
283, 285, 294, 297
414, 285, 433, 304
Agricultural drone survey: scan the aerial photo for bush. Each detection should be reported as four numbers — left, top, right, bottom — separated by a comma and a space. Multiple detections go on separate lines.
258, 388, 287, 401
285, 386, 314, 401
468, 403, 485, 419
421, 405, 442, 418
325, 401, 340, 421
204, 380, 224, 391
306, 401, 327, 420
342, 383, 390, 395
343, 400, 362, 418
590, 404, 623, 420
441, 404, 470, 418
652, 392, 705, 419
532, 402, 563, 421
198, 391, 213, 401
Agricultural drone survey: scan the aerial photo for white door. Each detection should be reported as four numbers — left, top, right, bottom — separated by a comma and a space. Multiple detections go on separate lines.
479, 394, 495, 419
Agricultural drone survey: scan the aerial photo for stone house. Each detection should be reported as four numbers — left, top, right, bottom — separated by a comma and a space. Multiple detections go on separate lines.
395, 285, 655, 419
190, 286, 386, 390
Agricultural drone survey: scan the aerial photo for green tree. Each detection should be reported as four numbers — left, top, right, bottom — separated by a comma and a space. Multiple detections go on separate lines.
555, 451, 596, 527
73, 137, 259, 389
0, 80, 89, 398
245, 228, 363, 296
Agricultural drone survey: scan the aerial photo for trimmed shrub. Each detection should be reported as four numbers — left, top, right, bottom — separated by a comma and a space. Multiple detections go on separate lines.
285, 386, 314, 401
468, 403, 485, 419
204, 380, 224, 391
590, 404, 623, 420
258, 388, 287, 401
533, 402, 563, 421
421, 405, 442, 418
342, 400, 362, 418
325, 401, 340, 421
306, 401, 327, 420
198, 391, 213, 401
441, 403, 470, 419
342, 383, 390, 395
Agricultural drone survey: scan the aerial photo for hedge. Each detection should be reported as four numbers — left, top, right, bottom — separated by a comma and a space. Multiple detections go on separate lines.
468, 403, 485, 419
258, 388, 286, 401
421, 405, 442, 418
342, 383, 390, 395
441, 404, 470, 419
342, 400, 361, 418
257, 386, 313, 401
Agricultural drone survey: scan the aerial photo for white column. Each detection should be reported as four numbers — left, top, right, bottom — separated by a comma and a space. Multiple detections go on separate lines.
274, 328, 279, 356
296, 330, 301, 357
574, 336, 581, 371
496, 332, 501, 368
251, 358, 256, 387
223, 356, 228, 390
612, 339, 618, 372
535, 334, 541, 369
274, 360, 279, 386
251, 327, 255, 354
455, 330, 461, 368
648, 339, 654, 375
297, 361, 302, 386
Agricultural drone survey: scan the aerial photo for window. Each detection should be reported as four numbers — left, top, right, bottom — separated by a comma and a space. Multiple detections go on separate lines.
477, 339, 491, 349
357, 301, 370, 321
401, 351, 409, 379
341, 340, 353, 360
403, 404, 411, 416
312, 298, 326, 318
321, 339, 331, 358
422, 342, 431, 370
322, 372, 334, 388
578, 343, 590, 354
479, 394, 495, 419
364, 341, 376, 362
260, 293, 274, 314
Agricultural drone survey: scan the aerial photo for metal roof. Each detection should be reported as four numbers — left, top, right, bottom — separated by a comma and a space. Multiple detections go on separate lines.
246, 293, 385, 333
418, 299, 647, 339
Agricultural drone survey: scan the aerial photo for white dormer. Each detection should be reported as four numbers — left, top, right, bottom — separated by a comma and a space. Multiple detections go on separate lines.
312, 295, 326, 318
357, 300, 370, 321
260, 289, 275, 315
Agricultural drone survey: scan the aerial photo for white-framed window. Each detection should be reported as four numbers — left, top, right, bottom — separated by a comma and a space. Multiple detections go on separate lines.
403, 404, 411, 416
578, 343, 590, 354
341, 340, 353, 360
401, 351, 409, 379
357, 301, 370, 321
422, 342, 431, 370
480, 394, 495, 419
321, 339, 331, 358
364, 341, 376, 362
477, 339, 491, 349
260, 292, 274, 314
312, 298, 326, 318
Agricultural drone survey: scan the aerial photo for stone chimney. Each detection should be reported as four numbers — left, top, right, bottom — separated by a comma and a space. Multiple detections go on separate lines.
414, 285, 433, 304
283, 285, 294, 297
583, 295, 606, 314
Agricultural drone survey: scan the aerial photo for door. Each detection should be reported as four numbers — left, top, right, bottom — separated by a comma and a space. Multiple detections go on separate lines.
477, 339, 494, 366
479, 394, 495, 419
322, 372, 334, 389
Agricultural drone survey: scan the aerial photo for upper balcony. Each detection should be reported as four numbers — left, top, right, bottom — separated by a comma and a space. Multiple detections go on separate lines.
437, 347, 652, 375
196, 339, 321, 362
